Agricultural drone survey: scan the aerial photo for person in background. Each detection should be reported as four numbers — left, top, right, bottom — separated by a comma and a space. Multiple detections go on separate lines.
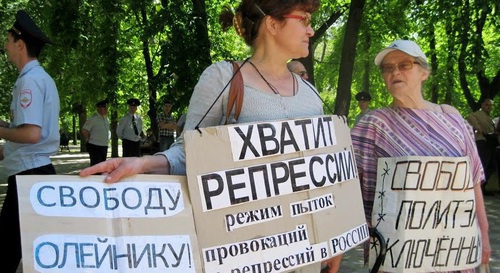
140, 128, 158, 155
82, 0, 341, 271
157, 99, 176, 151
0, 10, 60, 273
287, 60, 309, 80
467, 98, 497, 194
82, 99, 110, 166
353, 91, 371, 125
59, 128, 70, 152
350, 39, 490, 272
117, 98, 142, 157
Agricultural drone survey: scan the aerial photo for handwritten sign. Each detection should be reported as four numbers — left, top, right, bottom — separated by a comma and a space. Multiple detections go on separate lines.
370, 156, 481, 272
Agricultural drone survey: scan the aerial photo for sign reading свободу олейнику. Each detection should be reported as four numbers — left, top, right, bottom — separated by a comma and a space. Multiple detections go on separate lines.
17, 175, 201, 273
370, 156, 481, 272
17, 115, 368, 273
184, 115, 368, 273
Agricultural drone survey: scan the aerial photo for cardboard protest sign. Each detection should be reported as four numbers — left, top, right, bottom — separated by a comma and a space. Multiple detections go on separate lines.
370, 156, 481, 272
17, 175, 201, 273
184, 115, 368, 273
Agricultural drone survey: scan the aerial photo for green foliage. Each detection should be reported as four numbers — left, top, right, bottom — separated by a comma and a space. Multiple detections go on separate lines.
207, 0, 249, 61
0, 0, 498, 131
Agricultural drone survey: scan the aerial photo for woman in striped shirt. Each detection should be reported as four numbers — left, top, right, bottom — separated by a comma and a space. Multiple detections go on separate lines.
351, 40, 490, 273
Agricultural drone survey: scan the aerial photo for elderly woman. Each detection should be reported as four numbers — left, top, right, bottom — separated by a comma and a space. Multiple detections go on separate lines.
82, 0, 342, 272
351, 40, 491, 273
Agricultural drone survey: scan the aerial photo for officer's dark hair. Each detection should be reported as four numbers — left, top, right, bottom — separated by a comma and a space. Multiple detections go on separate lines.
8, 29, 44, 58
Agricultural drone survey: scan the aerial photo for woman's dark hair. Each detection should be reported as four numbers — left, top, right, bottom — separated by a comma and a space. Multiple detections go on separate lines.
220, 0, 320, 46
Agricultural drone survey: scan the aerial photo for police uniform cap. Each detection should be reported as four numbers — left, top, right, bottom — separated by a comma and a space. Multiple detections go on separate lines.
355, 92, 371, 102
10, 10, 53, 45
95, 99, 108, 107
127, 98, 141, 106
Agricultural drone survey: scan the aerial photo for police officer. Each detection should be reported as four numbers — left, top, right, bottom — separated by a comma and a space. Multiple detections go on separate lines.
117, 98, 143, 157
354, 91, 372, 125
82, 99, 110, 166
0, 10, 60, 273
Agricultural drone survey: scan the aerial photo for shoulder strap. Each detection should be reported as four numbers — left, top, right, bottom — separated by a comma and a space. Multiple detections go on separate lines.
195, 59, 249, 131
226, 61, 244, 124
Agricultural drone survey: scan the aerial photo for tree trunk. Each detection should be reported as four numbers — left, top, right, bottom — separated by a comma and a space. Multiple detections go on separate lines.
101, 0, 120, 156
334, 0, 366, 116
137, 6, 159, 139
304, 5, 347, 86
72, 114, 77, 145
78, 104, 87, 152
428, 28, 439, 104
111, 107, 119, 158
361, 33, 371, 94
444, 20, 456, 105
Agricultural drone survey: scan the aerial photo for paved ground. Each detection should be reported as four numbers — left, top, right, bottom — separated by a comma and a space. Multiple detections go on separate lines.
0, 143, 498, 272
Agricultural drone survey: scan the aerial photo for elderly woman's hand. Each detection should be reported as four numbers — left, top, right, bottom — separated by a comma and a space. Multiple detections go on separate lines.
481, 230, 491, 265
79, 155, 169, 183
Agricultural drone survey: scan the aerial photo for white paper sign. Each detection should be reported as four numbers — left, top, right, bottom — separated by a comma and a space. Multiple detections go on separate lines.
185, 115, 368, 273
370, 156, 481, 272
17, 175, 202, 273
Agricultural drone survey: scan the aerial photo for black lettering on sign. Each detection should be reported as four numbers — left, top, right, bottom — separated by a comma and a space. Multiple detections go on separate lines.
232, 117, 336, 160
392, 160, 470, 191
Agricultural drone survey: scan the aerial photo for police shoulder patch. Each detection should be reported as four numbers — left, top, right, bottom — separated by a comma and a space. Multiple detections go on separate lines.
20, 89, 32, 109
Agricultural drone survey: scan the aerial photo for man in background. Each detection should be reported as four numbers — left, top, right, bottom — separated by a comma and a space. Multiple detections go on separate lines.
287, 60, 309, 80
467, 98, 497, 194
82, 99, 110, 166
117, 98, 142, 157
157, 99, 176, 151
0, 10, 60, 273
354, 91, 372, 125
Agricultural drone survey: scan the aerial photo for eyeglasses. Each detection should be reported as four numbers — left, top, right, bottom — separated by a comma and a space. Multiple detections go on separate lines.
299, 71, 308, 77
380, 61, 420, 74
283, 14, 311, 27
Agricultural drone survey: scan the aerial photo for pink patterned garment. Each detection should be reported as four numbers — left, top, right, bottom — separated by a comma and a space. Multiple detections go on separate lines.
351, 107, 483, 273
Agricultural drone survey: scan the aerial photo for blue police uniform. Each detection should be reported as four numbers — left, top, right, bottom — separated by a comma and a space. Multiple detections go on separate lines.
3, 60, 60, 175
0, 10, 59, 273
